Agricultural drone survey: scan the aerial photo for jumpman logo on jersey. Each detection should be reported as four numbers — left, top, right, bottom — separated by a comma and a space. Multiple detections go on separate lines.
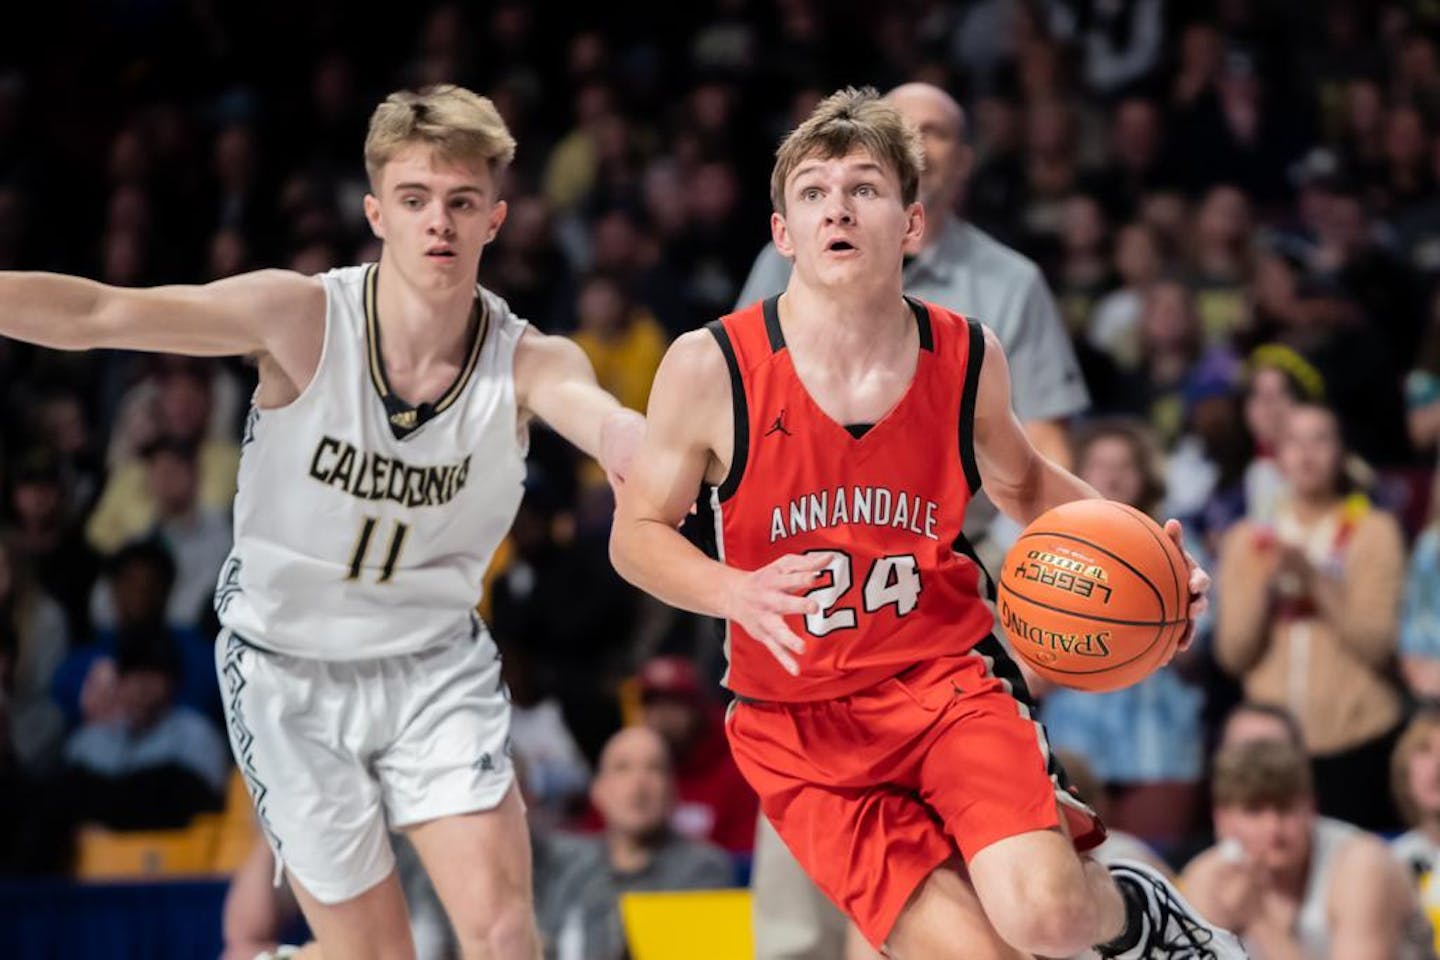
765, 409, 791, 438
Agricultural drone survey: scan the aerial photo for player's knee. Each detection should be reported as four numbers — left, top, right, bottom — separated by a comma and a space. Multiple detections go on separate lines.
452, 896, 536, 959
990, 879, 1097, 957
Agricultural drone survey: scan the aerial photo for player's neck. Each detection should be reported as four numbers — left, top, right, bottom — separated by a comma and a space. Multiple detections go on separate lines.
374, 255, 477, 371
1420, 816, 1440, 845
779, 280, 913, 372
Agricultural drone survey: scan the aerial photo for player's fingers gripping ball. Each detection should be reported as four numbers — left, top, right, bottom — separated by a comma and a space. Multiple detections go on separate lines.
998, 499, 1190, 693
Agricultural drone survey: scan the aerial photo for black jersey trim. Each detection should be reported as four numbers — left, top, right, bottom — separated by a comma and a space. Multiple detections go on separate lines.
706, 320, 749, 502
905, 296, 934, 351
762, 295, 785, 352
363, 264, 490, 441
959, 318, 985, 495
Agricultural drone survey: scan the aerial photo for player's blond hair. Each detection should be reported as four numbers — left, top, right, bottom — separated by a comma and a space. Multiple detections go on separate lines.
364, 84, 517, 189
1212, 739, 1313, 809
1392, 708, 1440, 827
769, 86, 924, 215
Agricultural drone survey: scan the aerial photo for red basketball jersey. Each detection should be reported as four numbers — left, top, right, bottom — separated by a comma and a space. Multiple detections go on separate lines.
701, 296, 996, 702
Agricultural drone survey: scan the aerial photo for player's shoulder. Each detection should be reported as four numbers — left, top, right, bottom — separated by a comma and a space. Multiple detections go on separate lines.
661, 326, 730, 383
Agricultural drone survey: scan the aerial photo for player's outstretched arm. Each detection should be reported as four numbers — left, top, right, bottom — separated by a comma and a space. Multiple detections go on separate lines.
0, 269, 322, 358
972, 323, 1098, 525
513, 328, 645, 484
610, 330, 823, 675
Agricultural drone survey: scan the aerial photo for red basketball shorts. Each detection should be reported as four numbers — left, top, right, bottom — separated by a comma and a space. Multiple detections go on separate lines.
726, 638, 1105, 950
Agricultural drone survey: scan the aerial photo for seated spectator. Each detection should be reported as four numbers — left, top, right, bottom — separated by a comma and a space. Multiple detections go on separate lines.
1390, 709, 1440, 956
637, 655, 757, 854
85, 359, 240, 555
1187, 185, 1254, 347
1402, 471, 1440, 700
537, 727, 732, 960
1039, 420, 1206, 850
128, 436, 231, 631
61, 627, 229, 830
1407, 291, 1440, 466
0, 533, 68, 778
53, 541, 221, 728
7, 446, 101, 644
1087, 221, 1165, 371
1220, 701, 1307, 752
1182, 739, 1430, 959
1216, 401, 1407, 830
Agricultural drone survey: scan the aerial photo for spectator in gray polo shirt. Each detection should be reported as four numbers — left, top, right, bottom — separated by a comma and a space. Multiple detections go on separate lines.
735, 81, 1090, 960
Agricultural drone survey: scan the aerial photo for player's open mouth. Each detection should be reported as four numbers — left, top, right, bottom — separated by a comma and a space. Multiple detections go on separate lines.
426, 247, 456, 258
826, 240, 856, 252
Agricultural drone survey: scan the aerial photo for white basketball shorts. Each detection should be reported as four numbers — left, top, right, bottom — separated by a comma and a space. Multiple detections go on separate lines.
216, 619, 514, 904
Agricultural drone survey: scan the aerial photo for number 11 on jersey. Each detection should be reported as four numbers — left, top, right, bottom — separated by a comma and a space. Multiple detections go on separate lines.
347, 517, 410, 583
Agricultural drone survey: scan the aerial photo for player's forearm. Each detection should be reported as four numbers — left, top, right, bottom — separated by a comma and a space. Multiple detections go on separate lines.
0, 273, 113, 350
610, 517, 739, 619
989, 451, 1100, 527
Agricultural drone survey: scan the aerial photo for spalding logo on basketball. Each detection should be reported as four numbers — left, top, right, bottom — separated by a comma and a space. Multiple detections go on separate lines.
998, 499, 1189, 693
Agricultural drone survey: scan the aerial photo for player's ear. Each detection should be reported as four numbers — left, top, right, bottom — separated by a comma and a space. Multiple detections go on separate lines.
772, 210, 795, 259
363, 193, 385, 240
901, 201, 925, 255
485, 199, 508, 246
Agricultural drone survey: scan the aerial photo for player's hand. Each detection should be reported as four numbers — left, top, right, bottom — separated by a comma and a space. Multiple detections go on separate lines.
723, 553, 829, 676
1163, 518, 1210, 652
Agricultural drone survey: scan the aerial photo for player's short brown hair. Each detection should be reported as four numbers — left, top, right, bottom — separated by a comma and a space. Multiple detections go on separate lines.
1392, 708, 1440, 827
364, 84, 517, 189
1212, 739, 1313, 809
769, 86, 924, 215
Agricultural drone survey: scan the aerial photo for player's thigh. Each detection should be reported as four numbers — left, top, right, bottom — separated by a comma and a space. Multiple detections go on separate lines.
404, 784, 535, 941
752, 815, 849, 960
289, 867, 415, 960
378, 628, 513, 828
886, 861, 1030, 960
216, 632, 396, 905
914, 651, 1101, 862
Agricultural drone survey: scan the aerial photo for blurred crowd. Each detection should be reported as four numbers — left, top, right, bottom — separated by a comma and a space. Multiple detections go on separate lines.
8, 0, 1440, 956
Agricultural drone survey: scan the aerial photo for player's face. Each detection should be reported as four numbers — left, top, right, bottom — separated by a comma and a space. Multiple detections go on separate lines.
364, 144, 507, 294
773, 148, 924, 292
1217, 797, 1314, 874
1407, 728, 1440, 819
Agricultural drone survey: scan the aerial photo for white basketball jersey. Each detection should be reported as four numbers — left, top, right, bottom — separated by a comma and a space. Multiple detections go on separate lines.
216, 264, 528, 659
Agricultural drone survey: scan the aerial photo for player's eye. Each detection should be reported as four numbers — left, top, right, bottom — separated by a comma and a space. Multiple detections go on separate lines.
801, 187, 821, 202
402, 196, 423, 209
855, 184, 877, 198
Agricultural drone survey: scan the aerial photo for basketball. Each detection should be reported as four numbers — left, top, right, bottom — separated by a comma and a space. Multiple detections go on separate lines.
997, 499, 1190, 693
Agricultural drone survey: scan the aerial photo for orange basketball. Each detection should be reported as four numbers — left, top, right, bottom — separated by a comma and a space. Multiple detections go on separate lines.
997, 499, 1190, 693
